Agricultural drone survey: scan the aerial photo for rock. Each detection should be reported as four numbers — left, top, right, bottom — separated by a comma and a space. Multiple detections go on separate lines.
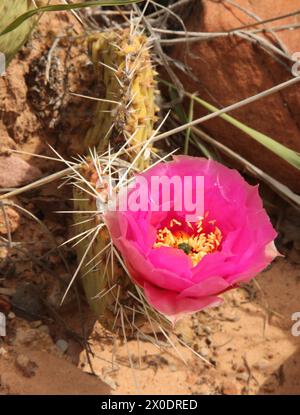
0, 206, 20, 235
30, 320, 42, 328
56, 339, 69, 354
11, 283, 45, 321
14, 328, 37, 346
205, 337, 212, 346
222, 380, 239, 395
199, 347, 210, 357
102, 373, 117, 391
236, 373, 249, 382
15, 354, 38, 378
3, 349, 110, 394
0, 347, 8, 358
0, 155, 41, 188
236, 365, 246, 373
7, 311, 15, 320
169, 0, 300, 192
13, 325, 53, 350
203, 326, 211, 335
253, 359, 271, 371
38, 324, 50, 334
169, 364, 177, 372
219, 312, 240, 322
262, 385, 276, 393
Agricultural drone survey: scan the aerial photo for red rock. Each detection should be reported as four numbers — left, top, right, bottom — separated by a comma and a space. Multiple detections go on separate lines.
222, 380, 239, 395
0, 155, 41, 188
169, 0, 300, 192
0, 205, 20, 235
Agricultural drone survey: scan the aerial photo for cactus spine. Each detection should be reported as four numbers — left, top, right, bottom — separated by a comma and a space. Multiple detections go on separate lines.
84, 28, 159, 170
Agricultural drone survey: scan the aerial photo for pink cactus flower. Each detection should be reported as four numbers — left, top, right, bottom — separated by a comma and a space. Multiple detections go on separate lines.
104, 156, 279, 322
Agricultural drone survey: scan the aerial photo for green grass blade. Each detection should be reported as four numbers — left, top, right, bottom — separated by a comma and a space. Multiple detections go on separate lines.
194, 96, 300, 170
162, 79, 300, 171
0, 0, 140, 36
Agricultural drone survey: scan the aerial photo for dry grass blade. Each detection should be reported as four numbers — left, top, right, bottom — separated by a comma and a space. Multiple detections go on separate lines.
188, 122, 300, 208
0, 167, 76, 201
227, 8, 300, 33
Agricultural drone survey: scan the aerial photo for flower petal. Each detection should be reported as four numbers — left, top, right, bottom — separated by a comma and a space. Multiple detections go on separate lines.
144, 282, 222, 323
118, 238, 193, 291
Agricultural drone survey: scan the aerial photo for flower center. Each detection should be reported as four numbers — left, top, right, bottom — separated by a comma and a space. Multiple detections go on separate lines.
153, 217, 222, 267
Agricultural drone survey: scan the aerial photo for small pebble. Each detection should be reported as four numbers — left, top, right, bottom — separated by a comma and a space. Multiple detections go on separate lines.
263, 385, 275, 393
30, 320, 42, 328
169, 364, 177, 372
8, 311, 15, 320
236, 373, 249, 382
222, 380, 238, 395
11, 283, 44, 321
199, 347, 210, 357
38, 325, 50, 334
236, 365, 246, 373
205, 337, 212, 346
14, 328, 36, 345
253, 359, 270, 371
15, 354, 38, 378
204, 326, 211, 335
102, 374, 117, 390
56, 339, 69, 354
0, 347, 7, 357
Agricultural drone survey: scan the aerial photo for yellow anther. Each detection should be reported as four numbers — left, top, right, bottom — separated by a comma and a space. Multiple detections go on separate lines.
153, 215, 222, 267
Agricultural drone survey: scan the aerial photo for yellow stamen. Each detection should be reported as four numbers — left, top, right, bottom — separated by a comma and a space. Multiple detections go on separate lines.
170, 218, 182, 228
153, 217, 222, 267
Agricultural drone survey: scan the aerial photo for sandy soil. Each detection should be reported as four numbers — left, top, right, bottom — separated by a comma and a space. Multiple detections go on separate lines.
0, 9, 300, 396
1, 258, 299, 395
76, 259, 300, 395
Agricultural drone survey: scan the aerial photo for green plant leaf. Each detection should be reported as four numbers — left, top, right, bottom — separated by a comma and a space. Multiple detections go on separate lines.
162, 79, 300, 171
194, 96, 300, 170
0, 0, 140, 36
